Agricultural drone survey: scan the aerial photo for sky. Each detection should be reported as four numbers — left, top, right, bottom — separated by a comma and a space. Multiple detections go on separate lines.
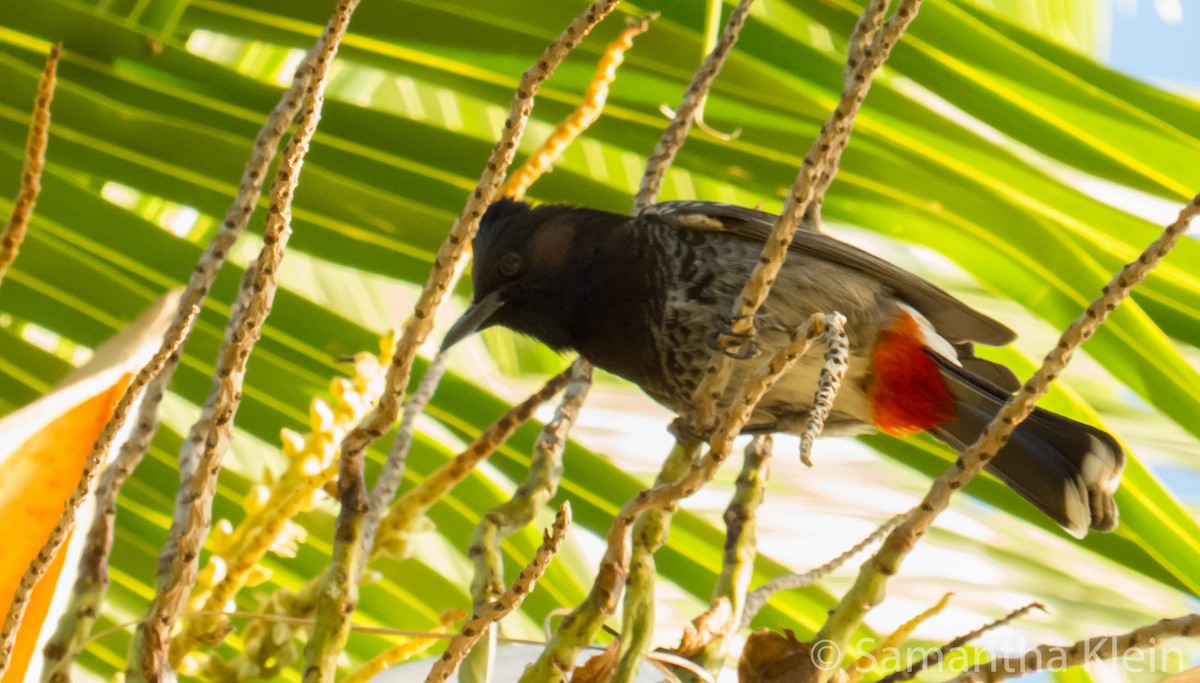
1108, 0, 1200, 88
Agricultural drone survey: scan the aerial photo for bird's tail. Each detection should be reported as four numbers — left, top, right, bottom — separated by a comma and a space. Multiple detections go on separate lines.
928, 355, 1125, 537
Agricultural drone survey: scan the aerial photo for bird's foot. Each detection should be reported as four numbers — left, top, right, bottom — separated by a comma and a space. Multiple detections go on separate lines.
668, 418, 710, 447
706, 313, 760, 360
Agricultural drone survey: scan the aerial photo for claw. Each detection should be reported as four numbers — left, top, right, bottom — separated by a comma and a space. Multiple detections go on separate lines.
669, 418, 709, 445
705, 313, 760, 359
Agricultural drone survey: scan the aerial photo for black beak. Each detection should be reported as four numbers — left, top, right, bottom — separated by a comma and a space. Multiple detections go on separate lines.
441, 290, 507, 351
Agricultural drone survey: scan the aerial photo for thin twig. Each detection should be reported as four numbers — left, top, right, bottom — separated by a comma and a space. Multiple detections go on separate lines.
308, 3, 622, 679
360, 351, 449, 566
130, 2, 357, 677
503, 14, 655, 200
0, 42, 59, 288
811, 191, 1200, 680
342, 609, 464, 683
945, 614, 1200, 683
424, 504, 573, 683
633, 0, 755, 212
879, 602, 1045, 683
845, 593, 952, 683
690, 0, 923, 430
739, 513, 903, 630
372, 367, 573, 560
0, 304, 197, 678
522, 314, 831, 682
465, 360, 592, 678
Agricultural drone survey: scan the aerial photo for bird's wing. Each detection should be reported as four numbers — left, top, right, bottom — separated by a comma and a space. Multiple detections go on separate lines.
641, 201, 1016, 346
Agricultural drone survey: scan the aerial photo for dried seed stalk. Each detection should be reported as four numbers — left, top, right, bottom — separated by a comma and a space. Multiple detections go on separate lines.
0, 42, 59, 288
39, 41, 315, 679
522, 314, 832, 682
879, 602, 1045, 683
633, 0, 755, 212
130, 2, 358, 677
424, 504, 572, 683
0, 304, 197, 678
946, 614, 1200, 683
691, 0, 922, 430
812, 192, 1200, 680
309, 3, 622, 678
41, 371, 171, 683
360, 352, 449, 565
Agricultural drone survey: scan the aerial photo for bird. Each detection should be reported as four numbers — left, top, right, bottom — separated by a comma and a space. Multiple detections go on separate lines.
442, 198, 1125, 537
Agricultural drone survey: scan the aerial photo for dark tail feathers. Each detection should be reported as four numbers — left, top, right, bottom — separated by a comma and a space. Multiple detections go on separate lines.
929, 354, 1125, 537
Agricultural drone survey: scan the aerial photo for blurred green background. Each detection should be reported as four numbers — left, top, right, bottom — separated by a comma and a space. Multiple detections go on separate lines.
0, 0, 1197, 680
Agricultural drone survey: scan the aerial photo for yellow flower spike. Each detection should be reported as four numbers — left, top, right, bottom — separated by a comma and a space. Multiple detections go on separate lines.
243, 484, 271, 515
244, 565, 272, 588
300, 454, 323, 477
176, 334, 395, 668
197, 555, 227, 589
280, 428, 305, 459
378, 330, 396, 359
209, 519, 236, 555
178, 653, 203, 677
268, 520, 308, 558
342, 609, 465, 683
310, 397, 334, 433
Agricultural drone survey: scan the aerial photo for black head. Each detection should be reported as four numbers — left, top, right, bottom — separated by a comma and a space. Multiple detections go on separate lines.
442, 198, 583, 351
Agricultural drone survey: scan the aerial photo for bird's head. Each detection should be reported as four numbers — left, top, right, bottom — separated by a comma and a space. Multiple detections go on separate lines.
442, 198, 579, 351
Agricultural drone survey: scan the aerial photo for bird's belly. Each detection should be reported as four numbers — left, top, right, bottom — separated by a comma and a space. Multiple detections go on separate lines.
728, 346, 876, 434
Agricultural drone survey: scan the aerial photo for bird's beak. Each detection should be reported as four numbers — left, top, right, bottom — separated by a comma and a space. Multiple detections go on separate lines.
441, 290, 506, 351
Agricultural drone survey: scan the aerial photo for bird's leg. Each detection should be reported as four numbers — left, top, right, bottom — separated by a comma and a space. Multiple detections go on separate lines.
668, 417, 711, 447
706, 312, 760, 360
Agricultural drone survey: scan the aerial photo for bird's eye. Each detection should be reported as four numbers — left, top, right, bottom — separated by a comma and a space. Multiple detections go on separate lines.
498, 251, 524, 277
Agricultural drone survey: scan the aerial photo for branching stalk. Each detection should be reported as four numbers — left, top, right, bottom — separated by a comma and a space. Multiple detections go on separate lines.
811, 192, 1200, 681
307, 3, 622, 678
878, 602, 1044, 683
522, 314, 833, 682
0, 304, 196, 678
690, 0, 923, 430
612, 436, 704, 683
633, 0, 755, 212
130, 3, 358, 678
945, 614, 1200, 683
424, 504, 573, 683
38, 36, 316, 679
676, 435, 773, 674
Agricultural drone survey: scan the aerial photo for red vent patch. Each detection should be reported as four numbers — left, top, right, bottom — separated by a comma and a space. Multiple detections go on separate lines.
868, 311, 957, 436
